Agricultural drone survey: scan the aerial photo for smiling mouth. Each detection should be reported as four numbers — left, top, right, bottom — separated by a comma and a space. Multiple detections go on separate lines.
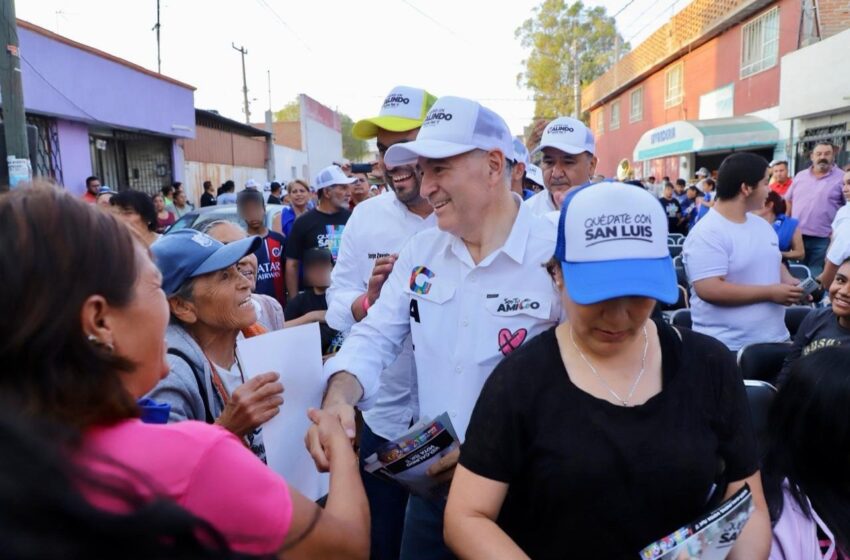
392, 171, 414, 183
239, 296, 252, 308
432, 199, 450, 210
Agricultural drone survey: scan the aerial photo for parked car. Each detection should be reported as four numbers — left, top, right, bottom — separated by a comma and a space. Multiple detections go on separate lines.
165, 204, 285, 234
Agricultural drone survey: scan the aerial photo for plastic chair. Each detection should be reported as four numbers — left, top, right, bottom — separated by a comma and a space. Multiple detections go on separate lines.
737, 342, 793, 385
668, 233, 684, 245
672, 254, 683, 269
668, 244, 683, 258
675, 264, 688, 289
785, 306, 813, 338
744, 380, 778, 460
670, 308, 692, 329
788, 264, 812, 281
661, 285, 689, 311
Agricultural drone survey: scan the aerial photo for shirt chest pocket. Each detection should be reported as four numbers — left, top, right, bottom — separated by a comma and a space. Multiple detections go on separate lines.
476, 291, 553, 366
408, 281, 456, 352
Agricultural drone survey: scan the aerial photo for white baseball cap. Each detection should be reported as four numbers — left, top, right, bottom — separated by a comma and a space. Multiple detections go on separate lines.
245, 178, 259, 189
352, 86, 439, 140
696, 167, 710, 177
532, 116, 595, 157
512, 137, 530, 165
384, 96, 514, 167
555, 181, 677, 305
313, 165, 357, 191
525, 163, 544, 188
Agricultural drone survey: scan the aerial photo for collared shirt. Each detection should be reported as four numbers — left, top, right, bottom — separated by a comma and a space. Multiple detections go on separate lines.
82, 191, 97, 204
523, 189, 557, 216
326, 191, 436, 440
786, 166, 845, 237
324, 197, 562, 439
770, 178, 793, 197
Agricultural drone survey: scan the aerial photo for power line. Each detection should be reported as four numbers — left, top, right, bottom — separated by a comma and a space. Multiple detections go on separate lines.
623, 0, 679, 42
611, 0, 638, 19
254, 0, 312, 52
399, 0, 474, 47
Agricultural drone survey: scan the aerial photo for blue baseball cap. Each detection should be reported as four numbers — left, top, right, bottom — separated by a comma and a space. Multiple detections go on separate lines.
555, 181, 677, 305
151, 229, 262, 296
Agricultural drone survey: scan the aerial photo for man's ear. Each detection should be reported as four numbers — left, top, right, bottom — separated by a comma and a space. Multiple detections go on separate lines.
487, 150, 507, 184
588, 154, 599, 176
169, 296, 197, 325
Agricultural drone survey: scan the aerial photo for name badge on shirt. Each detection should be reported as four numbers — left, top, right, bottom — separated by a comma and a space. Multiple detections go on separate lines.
484, 292, 552, 319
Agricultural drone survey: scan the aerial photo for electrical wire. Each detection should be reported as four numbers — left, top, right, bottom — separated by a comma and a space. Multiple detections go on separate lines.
254, 0, 313, 52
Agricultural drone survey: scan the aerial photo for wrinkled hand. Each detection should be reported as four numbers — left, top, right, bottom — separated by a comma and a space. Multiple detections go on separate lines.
425, 448, 460, 484
305, 402, 356, 472
769, 283, 804, 306
216, 372, 284, 437
366, 254, 398, 305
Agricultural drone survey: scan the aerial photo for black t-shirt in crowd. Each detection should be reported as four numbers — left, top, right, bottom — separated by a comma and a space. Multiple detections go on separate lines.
659, 196, 683, 234
200, 192, 217, 207
460, 320, 758, 560
267, 194, 282, 206
777, 307, 850, 386
284, 208, 350, 263
284, 290, 343, 354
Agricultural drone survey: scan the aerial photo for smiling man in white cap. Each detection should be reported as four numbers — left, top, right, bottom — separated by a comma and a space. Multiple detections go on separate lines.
524, 116, 598, 216
330, 85, 438, 560
283, 165, 354, 297
307, 96, 562, 559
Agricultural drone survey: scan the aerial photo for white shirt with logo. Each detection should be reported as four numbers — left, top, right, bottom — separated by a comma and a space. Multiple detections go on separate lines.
324, 197, 562, 439
523, 189, 558, 217
827, 221, 850, 266
326, 191, 436, 440
683, 209, 789, 351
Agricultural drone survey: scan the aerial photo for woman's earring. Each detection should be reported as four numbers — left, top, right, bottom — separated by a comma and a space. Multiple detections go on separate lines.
87, 334, 114, 354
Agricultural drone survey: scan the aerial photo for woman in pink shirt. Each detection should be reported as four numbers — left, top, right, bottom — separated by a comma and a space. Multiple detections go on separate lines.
0, 185, 369, 559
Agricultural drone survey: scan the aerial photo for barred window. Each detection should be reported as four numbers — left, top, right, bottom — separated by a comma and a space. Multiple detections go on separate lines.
630, 87, 643, 122
741, 7, 779, 78
665, 63, 684, 108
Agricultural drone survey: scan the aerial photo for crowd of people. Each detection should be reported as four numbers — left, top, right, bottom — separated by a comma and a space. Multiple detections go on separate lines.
1, 84, 849, 560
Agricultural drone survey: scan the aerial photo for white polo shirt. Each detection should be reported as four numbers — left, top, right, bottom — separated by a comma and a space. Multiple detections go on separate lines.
326, 191, 436, 440
523, 189, 557, 216
324, 197, 562, 439
827, 221, 850, 267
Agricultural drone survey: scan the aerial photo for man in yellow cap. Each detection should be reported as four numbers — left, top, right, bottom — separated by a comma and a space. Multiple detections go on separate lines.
328, 85, 437, 560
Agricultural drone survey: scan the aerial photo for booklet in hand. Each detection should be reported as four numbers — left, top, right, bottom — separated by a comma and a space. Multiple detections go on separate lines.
639, 484, 753, 560
363, 412, 460, 501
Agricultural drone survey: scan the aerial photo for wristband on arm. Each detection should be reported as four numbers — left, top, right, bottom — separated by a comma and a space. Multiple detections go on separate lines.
361, 294, 371, 314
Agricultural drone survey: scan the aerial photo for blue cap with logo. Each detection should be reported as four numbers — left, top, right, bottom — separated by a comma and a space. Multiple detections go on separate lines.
555, 181, 677, 305
151, 229, 262, 296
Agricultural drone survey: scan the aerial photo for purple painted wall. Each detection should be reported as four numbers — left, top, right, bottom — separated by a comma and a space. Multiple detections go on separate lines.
56, 119, 93, 195
19, 23, 195, 139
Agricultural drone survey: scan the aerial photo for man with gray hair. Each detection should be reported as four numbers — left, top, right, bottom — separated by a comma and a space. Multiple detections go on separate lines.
307, 96, 562, 559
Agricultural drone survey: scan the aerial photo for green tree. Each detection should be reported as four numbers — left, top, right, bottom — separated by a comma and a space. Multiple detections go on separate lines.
516, 0, 626, 129
273, 100, 300, 122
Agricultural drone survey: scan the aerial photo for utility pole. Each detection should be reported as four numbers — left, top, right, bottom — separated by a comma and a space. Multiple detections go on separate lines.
265, 69, 275, 181
232, 43, 250, 124
572, 36, 580, 119
0, 0, 31, 187
153, 0, 161, 73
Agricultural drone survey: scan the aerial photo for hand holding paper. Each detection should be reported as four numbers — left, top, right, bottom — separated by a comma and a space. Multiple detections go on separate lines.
216, 371, 284, 437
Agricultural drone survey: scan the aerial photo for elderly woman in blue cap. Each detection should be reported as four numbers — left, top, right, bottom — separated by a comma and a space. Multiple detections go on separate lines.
147, 229, 284, 462
445, 182, 770, 559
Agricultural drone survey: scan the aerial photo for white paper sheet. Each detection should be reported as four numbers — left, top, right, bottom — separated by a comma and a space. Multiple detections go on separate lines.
236, 322, 329, 500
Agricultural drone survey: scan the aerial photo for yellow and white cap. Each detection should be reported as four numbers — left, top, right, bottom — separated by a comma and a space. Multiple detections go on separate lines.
352, 86, 438, 140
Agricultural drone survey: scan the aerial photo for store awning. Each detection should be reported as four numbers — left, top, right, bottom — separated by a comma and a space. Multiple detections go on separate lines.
633, 116, 778, 162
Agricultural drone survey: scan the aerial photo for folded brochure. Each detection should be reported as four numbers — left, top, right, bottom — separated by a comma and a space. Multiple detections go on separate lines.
364, 412, 460, 501
640, 484, 753, 560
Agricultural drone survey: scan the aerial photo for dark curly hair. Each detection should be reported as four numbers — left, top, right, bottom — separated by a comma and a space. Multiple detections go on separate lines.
111, 190, 158, 232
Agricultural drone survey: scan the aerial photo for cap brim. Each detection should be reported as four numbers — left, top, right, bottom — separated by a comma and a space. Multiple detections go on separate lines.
384, 139, 477, 167
531, 141, 590, 157
192, 236, 263, 278
352, 116, 424, 140
561, 256, 678, 305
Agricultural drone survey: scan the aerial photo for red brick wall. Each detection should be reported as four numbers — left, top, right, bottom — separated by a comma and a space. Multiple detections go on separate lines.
818, 0, 850, 39
591, 0, 800, 178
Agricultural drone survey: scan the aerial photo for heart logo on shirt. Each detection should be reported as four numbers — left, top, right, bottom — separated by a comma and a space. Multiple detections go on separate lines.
498, 328, 528, 356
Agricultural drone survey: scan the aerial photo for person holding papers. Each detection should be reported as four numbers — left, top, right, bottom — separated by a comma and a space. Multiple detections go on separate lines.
0, 186, 369, 559
444, 182, 770, 559
145, 230, 281, 462
308, 96, 562, 559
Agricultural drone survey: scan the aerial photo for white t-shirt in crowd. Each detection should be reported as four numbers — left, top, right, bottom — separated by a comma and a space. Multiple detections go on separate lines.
831, 204, 850, 233
827, 221, 850, 267
683, 209, 789, 351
